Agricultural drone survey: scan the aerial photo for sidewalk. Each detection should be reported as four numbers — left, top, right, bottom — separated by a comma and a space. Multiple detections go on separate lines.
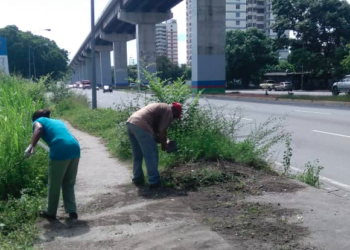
34, 123, 350, 250
34, 123, 232, 250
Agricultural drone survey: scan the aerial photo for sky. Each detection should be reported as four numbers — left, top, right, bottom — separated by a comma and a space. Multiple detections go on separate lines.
2, 0, 350, 66
0, 0, 187, 65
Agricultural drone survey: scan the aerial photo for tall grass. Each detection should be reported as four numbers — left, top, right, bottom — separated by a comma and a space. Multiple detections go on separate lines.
0, 73, 49, 249
0, 74, 48, 200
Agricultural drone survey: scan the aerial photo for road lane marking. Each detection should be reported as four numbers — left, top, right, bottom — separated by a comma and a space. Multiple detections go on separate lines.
224, 115, 253, 121
312, 130, 350, 139
274, 161, 350, 191
295, 110, 331, 115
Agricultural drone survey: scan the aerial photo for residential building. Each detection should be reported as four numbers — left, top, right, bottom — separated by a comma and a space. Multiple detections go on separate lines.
156, 19, 179, 64
186, 0, 288, 65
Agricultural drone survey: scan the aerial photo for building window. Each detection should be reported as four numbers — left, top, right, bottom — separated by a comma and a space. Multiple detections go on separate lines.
236, 4, 240, 9
236, 21, 240, 26
236, 12, 240, 18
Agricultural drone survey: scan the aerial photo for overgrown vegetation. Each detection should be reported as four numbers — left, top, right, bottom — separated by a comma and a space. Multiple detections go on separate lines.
0, 73, 49, 249
57, 72, 288, 188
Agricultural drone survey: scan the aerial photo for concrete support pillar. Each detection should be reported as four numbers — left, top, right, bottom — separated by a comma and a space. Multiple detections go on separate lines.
79, 59, 87, 80
78, 65, 83, 80
95, 52, 102, 87
118, 11, 172, 84
100, 33, 134, 88
113, 41, 128, 87
100, 51, 112, 85
191, 0, 226, 94
95, 45, 113, 86
83, 52, 92, 81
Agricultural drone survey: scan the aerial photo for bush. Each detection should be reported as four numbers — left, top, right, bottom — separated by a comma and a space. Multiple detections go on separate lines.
0, 194, 44, 249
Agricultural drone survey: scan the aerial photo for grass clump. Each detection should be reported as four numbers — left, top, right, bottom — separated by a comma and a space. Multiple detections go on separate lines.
298, 160, 324, 188
278, 94, 350, 102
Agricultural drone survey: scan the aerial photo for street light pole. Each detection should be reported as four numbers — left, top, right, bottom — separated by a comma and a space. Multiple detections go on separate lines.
91, 0, 97, 109
301, 42, 305, 91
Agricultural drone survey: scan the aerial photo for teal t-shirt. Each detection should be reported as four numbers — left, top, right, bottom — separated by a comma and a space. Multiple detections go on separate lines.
33, 118, 80, 160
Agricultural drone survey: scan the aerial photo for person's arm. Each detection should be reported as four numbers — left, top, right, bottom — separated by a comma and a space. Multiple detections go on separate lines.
159, 129, 167, 151
27, 122, 43, 154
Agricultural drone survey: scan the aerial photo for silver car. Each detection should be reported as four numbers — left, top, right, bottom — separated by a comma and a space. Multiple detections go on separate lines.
274, 82, 293, 91
332, 75, 350, 96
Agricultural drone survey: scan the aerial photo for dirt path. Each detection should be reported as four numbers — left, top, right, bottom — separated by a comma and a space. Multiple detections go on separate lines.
34, 123, 232, 250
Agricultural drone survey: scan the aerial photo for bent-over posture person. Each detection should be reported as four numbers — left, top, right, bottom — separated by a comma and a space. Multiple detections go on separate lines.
26, 109, 80, 220
126, 102, 182, 188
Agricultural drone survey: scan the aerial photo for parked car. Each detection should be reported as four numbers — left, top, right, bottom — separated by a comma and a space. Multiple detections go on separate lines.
259, 80, 277, 91
332, 75, 350, 96
82, 80, 91, 90
275, 82, 293, 91
103, 85, 113, 93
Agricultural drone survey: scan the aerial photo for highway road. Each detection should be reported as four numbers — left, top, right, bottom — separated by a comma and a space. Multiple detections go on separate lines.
76, 89, 350, 189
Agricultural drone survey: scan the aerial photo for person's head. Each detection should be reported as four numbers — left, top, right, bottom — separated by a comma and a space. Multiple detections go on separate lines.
32, 109, 51, 122
171, 102, 182, 120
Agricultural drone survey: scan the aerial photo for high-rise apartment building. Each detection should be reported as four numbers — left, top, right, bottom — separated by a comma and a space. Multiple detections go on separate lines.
186, 0, 288, 65
156, 19, 179, 64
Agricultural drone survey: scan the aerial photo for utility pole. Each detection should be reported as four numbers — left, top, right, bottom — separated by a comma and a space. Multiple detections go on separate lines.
91, 0, 97, 109
301, 42, 305, 91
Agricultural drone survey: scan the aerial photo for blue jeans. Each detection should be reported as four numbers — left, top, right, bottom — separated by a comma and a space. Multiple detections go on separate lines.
127, 123, 160, 185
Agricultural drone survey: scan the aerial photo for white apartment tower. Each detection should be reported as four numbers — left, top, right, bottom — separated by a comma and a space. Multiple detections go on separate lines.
156, 19, 179, 64
186, 0, 287, 65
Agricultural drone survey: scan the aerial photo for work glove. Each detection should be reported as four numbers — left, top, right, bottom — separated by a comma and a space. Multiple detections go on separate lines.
24, 145, 35, 158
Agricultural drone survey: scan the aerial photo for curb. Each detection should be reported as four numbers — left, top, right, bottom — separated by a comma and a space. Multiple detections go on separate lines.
203, 94, 350, 108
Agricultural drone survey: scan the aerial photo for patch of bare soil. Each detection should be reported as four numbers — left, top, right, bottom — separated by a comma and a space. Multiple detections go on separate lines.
169, 161, 320, 250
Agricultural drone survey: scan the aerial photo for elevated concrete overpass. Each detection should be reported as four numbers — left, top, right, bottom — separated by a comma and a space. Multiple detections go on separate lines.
70, 0, 226, 94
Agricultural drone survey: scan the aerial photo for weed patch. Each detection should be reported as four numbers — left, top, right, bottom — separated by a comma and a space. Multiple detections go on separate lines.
57, 73, 288, 188
298, 160, 324, 188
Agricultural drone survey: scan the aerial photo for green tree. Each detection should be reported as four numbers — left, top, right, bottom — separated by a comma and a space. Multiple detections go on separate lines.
341, 45, 350, 73
127, 64, 138, 81
272, 0, 350, 85
226, 29, 279, 87
0, 25, 69, 80
156, 56, 190, 82
265, 60, 295, 73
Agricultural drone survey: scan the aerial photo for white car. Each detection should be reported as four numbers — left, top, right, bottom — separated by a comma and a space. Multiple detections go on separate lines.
332, 75, 350, 96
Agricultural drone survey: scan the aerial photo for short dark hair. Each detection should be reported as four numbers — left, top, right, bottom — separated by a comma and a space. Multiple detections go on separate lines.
32, 109, 51, 122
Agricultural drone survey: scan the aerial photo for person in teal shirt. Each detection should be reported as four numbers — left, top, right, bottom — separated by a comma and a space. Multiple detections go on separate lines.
25, 109, 80, 220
